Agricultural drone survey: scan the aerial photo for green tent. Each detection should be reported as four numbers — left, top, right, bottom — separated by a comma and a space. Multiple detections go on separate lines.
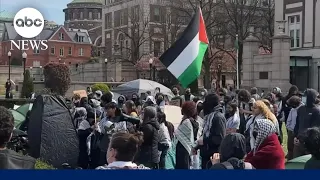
10, 109, 26, 128
285, 154, 312, 169
16, 103, 32, 117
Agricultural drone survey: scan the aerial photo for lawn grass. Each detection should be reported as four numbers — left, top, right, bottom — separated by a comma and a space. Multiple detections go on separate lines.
282, 123, 288, 155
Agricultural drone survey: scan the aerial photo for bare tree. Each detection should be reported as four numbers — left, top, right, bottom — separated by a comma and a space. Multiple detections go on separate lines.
256, 0, 275, 52
116, 8, 154, 67
173, 0, 223, 89
218, 0, 275, 86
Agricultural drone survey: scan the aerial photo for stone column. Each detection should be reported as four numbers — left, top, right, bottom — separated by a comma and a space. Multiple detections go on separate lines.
270, 21, 291, 92
242, 27, 259, 89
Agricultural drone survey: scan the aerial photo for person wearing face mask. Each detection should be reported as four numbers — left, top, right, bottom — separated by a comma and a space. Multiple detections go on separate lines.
156, 93, 166, 110
199, 89, 208, 101
293, 89, 320, 158
96, 132, 149, 169
181, 88, 194, 102
131, 93, 142, 113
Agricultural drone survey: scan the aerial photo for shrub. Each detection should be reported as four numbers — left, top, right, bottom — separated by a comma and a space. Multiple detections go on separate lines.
20, 70, 34, 98
91, 83, 110, 94
35, 159, 55, 169
43, 63, 71, 96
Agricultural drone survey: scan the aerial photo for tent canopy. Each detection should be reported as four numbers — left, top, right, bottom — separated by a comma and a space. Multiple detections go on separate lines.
10, 109, 25, 127
285, 154, 311, 169
113, 79, 173, 98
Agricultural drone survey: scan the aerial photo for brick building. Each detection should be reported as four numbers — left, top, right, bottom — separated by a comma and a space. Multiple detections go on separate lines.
63, 0, 104, 49
1, 24, 92, 67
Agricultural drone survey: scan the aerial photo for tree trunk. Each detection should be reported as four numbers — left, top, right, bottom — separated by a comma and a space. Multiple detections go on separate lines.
203, 52, 211, 90
238, 43, 244, 88
189, 79, 199, 95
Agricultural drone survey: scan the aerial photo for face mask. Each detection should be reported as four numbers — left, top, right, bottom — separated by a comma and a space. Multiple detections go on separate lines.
201, 92, 205, 96
132, 98, 137, 101
302, 96, 307, 104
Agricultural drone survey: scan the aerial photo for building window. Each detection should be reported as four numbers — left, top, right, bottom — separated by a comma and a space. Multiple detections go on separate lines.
78, 36, 84, 42
296, 29, 300, 47
98, 12, 101, 19
290, 30, 295, 47
120, 11, 125, 26
154, 7, 160, 22
68, 47, 72, 55
119, 34, 124, 53
288, 15, 301, 48
73, 12, 76, 19
79, 48, 84, 56
33, 48, 40, 54
80, 12, 84, 19
105, 14, 111, 29
89, 12, 93, 19
133, 6, 139, 21
60, 48, 64, 56
51, 46, 55, 55
259, 72, 268, 79
59, 33, 64, 40
154, 41, 161, 57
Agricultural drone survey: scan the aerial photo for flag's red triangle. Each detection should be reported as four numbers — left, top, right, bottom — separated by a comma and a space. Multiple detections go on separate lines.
199, 8, 209, 44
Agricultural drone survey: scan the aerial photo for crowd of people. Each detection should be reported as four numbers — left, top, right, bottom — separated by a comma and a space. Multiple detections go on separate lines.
1, 85, 320, 169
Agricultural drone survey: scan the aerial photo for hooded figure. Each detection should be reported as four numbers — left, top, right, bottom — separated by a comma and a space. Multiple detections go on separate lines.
196, 93, 226, 169
293, 89, 320, 158
245, 119, 285, 169
136, 106, 160, 169
211, 133, 254, 169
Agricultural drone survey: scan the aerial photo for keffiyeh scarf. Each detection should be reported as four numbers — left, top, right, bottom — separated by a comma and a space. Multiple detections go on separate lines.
251, 119, 277, 155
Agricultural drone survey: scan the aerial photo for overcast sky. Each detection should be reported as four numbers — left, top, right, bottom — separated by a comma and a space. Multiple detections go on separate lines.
0, 0, 68, 24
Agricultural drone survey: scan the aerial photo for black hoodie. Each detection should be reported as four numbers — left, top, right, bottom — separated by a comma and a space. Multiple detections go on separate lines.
136, 107, 160, 167
294, 89, 320, 138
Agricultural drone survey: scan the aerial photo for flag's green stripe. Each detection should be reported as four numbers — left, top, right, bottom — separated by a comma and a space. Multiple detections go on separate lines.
178, 42, 208, 88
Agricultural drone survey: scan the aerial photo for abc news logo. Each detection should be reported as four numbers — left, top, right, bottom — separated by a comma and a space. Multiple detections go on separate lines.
11, 8, 48, 51
15, 17, 43, 28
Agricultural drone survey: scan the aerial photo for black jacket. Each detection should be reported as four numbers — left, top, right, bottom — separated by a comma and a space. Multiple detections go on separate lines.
0, 149, 35, 169
136, 118, 160, 166
200, 106, 226, 158
294, 89, 320, 138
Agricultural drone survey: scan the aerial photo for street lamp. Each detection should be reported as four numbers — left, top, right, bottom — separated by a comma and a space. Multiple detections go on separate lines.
149, 58, 153, 80
8, 51, 11, 80
22, 51, 27, 77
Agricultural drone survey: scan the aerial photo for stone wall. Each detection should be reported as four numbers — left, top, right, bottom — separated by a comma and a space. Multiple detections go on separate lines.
242, 27, 291, 92
17, 81, 124, 98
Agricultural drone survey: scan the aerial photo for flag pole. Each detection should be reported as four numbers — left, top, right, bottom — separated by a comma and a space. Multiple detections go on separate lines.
236, 34, 239, 90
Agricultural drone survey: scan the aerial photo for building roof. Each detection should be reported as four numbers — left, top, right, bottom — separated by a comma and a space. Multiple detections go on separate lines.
0, 11, 15, 22
3, 24, 91, 44
67, 28, 92, 44
70, 0, 103, 4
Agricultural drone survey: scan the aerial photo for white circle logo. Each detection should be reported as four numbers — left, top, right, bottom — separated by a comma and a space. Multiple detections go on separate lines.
13, 8, 44, 38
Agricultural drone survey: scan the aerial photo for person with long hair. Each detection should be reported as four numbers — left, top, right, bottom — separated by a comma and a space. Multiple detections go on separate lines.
304, 127, 320, 169
237, 89, 255, 135
175, 101, 199, 169
96, 132, 149, 169
157, 112, 172, 169
245, 119, 285, 169
225, 101, 240, 134
245, 100, 280, 153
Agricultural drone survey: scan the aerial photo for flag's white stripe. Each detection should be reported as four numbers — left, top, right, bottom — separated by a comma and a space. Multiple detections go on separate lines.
167, 33, 200, 78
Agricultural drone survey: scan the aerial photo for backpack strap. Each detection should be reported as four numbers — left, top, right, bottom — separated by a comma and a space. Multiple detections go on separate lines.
221, 161, 234, 169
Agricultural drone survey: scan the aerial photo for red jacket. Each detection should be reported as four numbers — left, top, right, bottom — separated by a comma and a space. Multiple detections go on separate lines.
245, 133, 285, 169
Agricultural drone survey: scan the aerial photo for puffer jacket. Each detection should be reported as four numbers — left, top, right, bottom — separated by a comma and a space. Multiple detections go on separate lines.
136, 118, 160, 167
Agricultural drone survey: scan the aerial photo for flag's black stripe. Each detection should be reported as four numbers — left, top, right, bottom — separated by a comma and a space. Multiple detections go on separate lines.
159, 8, 200, 68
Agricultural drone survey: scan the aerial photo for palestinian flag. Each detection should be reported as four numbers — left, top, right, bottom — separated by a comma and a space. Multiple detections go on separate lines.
159, 7, 208, 88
